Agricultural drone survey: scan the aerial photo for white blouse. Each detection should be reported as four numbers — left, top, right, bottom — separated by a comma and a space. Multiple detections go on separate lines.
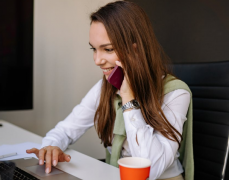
41, 79, 190, 180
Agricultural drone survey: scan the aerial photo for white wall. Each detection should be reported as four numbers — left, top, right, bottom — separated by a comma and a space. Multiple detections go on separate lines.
0, 0, 113, 159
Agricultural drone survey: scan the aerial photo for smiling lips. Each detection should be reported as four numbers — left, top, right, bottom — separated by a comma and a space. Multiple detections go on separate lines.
103, 67, 114, 72
102, 67, 114, 75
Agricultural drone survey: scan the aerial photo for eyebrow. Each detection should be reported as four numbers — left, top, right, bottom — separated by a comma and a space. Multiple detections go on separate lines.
89, 42, 112, 48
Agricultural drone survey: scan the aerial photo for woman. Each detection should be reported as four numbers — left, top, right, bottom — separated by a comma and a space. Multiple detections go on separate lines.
27, 1, 193, 180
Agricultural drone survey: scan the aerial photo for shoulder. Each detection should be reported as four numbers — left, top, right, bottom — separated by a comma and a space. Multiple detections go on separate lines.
82, 79, 103, 100
80, 79, 103, 108
94, 79, 103, 89
163, 74, 192, 96
89, 79, 103, 92
163, 89, 190, 106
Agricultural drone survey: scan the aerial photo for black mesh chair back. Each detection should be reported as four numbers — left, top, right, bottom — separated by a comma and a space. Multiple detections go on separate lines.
173, 61, 229, 180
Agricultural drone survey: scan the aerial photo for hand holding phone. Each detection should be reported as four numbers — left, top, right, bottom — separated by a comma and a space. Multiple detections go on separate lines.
108, 65, 124, 89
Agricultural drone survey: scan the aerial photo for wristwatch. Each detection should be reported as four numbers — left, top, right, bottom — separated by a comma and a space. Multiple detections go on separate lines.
122, 99, 140, 113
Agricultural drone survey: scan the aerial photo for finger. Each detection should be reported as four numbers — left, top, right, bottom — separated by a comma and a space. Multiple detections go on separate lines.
45, 148, 52, 174
64, 154, 71, 162
38, 148, 46, 165
58, 152, 70, 162
26, 148, 39, 156
115, 61, 123, 68
26, 148, 37, 154
52, 148, 59, 166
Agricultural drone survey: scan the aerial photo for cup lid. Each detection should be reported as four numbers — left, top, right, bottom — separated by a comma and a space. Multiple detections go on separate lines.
118, 157, 151, 168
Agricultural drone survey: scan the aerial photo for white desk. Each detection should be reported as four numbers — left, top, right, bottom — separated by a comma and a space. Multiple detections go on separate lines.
0, 120, 120, 180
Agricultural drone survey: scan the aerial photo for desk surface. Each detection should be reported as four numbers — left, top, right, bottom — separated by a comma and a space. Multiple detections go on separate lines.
0, 120, 120, 180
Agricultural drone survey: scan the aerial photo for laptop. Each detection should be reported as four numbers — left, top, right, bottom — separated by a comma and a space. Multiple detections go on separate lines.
0, 157, 81, 180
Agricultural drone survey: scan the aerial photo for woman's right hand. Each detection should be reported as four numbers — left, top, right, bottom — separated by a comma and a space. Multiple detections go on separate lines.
26, 146, 71, 174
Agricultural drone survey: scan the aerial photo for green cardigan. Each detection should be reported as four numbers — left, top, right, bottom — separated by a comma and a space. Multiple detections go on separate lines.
105, 75, 194, 180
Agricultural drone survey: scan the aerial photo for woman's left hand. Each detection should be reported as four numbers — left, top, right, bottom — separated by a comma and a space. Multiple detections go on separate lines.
115, 61, 134, 105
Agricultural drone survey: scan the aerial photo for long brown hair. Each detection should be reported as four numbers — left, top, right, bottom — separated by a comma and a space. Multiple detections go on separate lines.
91, 1, 182, 148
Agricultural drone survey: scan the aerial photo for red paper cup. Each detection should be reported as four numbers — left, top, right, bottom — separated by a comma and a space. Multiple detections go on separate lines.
118, 157, 151, 180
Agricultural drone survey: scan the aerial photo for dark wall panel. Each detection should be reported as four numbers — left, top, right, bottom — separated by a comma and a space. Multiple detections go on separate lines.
127, 0, 229, 63
0, 0, 33, 110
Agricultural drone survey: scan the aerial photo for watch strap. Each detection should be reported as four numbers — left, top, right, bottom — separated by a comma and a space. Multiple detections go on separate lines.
122, 99, 140, 112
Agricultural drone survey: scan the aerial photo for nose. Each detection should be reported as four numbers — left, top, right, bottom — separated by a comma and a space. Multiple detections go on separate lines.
94, 51, 106, 66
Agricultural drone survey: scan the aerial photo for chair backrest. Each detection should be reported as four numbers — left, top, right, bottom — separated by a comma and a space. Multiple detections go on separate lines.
172, 61, 229, 180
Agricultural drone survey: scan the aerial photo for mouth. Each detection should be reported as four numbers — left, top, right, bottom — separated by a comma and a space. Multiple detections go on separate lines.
102, 67, 114, 72
101, 67, 115, 75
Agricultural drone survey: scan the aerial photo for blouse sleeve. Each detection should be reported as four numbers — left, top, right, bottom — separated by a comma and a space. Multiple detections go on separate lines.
41, 79, 102, 151
123, 89, 190, 179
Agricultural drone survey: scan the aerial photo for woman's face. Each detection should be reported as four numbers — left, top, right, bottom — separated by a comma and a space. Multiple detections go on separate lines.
89, 21, 120, 79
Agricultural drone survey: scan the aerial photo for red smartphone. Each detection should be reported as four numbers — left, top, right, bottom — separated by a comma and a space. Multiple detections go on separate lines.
108, 65, 124, 90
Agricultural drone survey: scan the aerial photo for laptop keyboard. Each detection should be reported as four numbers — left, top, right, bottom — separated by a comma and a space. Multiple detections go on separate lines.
0, 161, 39, 180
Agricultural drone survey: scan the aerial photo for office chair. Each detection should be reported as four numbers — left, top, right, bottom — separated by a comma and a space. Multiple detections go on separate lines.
172, 61, 229, 180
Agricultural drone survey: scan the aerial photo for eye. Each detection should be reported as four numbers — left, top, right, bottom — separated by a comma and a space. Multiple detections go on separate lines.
90, 47, 96, 52
105, 48, 114, 52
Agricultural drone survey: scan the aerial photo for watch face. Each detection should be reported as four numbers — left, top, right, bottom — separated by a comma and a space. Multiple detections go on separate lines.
133, 100, 139, 107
